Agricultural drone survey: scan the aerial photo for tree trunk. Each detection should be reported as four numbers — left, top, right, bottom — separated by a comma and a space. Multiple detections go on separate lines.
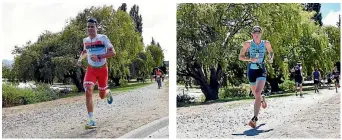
222, 73, 228, 88
190, 60, 220, 101
113, 77, 120, 86
72, 76, 83, 93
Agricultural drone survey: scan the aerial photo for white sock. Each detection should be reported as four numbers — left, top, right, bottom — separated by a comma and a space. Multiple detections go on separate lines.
88, 112, 93, 120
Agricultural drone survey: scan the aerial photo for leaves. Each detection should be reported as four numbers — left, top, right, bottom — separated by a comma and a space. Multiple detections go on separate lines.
177, 3, 340, 86
10, 5, 163, 85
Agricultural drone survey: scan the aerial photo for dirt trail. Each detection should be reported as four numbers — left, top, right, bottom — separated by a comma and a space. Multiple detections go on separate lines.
3, 82, 169, 138
177, 89, 340, 139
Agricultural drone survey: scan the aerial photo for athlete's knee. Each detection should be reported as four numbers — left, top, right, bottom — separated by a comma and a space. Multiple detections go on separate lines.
254, 94, 262, 100
85, 86, 94, 92
84, 84, 94, 95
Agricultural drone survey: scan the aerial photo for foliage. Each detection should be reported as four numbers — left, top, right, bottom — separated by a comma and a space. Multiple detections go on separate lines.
177, 3, 340, 101
9, 4, 164, 91
279, 80, 296, 91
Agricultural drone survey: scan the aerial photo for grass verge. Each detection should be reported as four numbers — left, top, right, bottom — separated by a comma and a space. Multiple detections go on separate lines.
178, 86, 329, 108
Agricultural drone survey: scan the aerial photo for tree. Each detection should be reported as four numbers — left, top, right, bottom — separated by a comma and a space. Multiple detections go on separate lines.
303, 3, 323, 26
118, 3, 127, 12
146, 44, 164, 67
130, 51, 154, 80
177, 3, 339, 101
177, 3, 258, 101
11, 5, 150, 92
151, 37, 156, 46
337, 14, 341, 27
106, 10, 144, 86
129, 5, 143, 34
2, 64, 16, 82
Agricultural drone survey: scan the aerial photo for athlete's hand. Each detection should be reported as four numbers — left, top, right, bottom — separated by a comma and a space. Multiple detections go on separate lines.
90, 55, 100, 62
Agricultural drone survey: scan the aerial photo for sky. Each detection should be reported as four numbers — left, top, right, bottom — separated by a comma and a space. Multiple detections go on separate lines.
2, 1, 175, 61
321, 3, 341, 26
1, 3, 340, 61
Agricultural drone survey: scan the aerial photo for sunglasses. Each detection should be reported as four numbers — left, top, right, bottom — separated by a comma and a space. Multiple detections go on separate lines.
87, 26, 95, 29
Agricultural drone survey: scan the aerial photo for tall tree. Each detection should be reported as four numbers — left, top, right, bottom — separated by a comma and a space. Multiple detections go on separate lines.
151, 37, 156, 46
146, 44, 164, 67
177, 3, 338, 101
303, 3, 323, 26
129, 5, 143, 34
337, 14, 341, 27
118, 3, 127, 12
11, 5, 149, 91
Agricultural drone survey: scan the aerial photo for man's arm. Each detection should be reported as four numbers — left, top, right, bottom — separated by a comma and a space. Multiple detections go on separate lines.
77, 40, 87, 63
239, 41, 252, 62
78, 50, 87, 61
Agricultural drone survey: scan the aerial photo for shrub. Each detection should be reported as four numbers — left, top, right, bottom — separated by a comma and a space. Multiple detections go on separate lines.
279, 80, 295, 91
3, 83, 59, 107
177, 89, 195, 107
2, 84, 35, 107
119, 79, 128, 87
34, 83, 59, 102
219, 84, 250, 99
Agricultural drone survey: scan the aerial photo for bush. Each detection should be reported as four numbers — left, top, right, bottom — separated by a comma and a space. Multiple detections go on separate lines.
2, 83, 59, 107
119, 79, 128, 87
71, 85, 78, 92
279, 80, 295, 91
2, 84, 35, 107
219, 84, 250, 99
177, 93, 195, 107
35, 83, 59, 102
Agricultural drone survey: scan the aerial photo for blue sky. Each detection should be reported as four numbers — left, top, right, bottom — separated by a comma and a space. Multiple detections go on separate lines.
321, 3, 340, 17
321, 3, 340, 26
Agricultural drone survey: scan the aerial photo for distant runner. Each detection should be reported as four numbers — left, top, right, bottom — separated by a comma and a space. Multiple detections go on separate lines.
332, 66, 340, 93
312, 67, 321, 93
291, 62, 303, 97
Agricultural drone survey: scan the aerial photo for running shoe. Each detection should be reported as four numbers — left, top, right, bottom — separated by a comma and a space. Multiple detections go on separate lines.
107, 90, 113, 104
85, 119, 97, 130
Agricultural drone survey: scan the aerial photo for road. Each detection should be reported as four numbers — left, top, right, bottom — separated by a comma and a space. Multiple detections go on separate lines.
177, 89, 340, 138
2, 82, 169, 138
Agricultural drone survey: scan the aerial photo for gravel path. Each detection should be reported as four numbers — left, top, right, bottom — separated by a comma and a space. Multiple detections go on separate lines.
177, 89, 340, 139
2, 82, 169, 138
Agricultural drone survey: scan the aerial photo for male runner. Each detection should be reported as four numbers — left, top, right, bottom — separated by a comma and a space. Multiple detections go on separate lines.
239, 26, 274, 128
76, 18, 116, 129
312, 67, 321, 93
291, 62, 303, 97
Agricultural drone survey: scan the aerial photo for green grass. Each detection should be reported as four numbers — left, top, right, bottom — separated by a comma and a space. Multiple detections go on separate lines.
178, 86, 325, 108
165, 81, 169, 87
